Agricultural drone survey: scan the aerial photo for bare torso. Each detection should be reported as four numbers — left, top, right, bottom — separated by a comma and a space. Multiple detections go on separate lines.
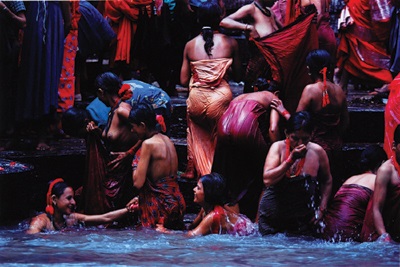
145, 133, 178, 183
235, 91, 278, 108
103, 104, 138, 152
343, 173, 376, 191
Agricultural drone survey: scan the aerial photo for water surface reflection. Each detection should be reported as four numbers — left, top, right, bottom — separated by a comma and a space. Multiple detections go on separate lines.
0, 224, 398, 266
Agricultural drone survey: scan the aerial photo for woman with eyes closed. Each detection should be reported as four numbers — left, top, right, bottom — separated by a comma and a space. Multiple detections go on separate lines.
258, 111, 332, 236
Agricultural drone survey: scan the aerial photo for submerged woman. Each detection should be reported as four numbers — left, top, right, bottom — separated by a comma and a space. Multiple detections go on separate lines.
157, 173, 256, 236
322, 145, 387, 242
258, 111, 332, 236
180, 1, 241, 179
27, 178, 138, 234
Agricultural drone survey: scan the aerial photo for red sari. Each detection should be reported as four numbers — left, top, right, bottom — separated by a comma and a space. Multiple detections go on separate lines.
336, 0, 392, 85
252, 12, 317, 113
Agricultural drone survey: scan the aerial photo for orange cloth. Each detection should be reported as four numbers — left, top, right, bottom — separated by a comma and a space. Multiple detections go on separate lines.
186, 58, 233, 177
104, 0, 152, 64
384, 74, 400, 158
337, 0, 392, 85
58, 1, 81, 113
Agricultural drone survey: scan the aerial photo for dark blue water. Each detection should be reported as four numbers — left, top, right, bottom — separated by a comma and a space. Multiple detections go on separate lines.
0, 222, 398, 267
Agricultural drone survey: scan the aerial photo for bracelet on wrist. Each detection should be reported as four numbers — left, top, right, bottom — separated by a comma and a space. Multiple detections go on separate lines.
285, 156, 294, 165
282, 110, 290, 117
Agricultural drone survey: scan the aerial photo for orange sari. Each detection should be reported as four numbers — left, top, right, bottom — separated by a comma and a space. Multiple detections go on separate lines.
186, 58, 233, 177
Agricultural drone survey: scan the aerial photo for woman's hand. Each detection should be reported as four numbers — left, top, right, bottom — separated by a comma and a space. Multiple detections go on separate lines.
290, 144, 307, 160
271, 99, 290, 120
126, 197, 139, 212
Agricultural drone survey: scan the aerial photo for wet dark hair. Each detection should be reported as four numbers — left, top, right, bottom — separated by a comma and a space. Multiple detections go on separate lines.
306, 49, 333, 80
94, 72, 122, 95
128, 103, 157, 130
62, 107, 91, 138
394, 124, 400, 144
51, 181, 69, 198
200, 172, 227, 206
286, 111, 313, 134
198, 2, 222, 57
252, 78, 280, 93
359, 144, 387, 172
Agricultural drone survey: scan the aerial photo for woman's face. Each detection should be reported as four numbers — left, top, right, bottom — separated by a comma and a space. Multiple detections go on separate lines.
54, 187, 76, 215
193, 180, 205, 205
130, 122, 146, 139
287, 129, 311, 148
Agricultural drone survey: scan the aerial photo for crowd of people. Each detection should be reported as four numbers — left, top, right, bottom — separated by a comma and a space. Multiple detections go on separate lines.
0, 0, 399, 242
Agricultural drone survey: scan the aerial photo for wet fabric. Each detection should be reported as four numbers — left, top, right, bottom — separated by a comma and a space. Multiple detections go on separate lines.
16, 1, 64, 121
82, 133, 136, 215
310, 107, 343, 153
258, 174, 320, 235
360, 183, 400, 242
285, 2, 336, 59
336, 0, 392, 85
212, 206, 256, 236
58, 1, 81, 113
252, 11, 317, 113
384, 74, 400, 158
186, 58, 233, 177
212, 99, 269, 221
322, 184, 372, 242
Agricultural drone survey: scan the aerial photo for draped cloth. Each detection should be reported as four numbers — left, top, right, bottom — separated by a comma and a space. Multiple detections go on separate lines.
82, 133, 136, 215
258, 174, 320, 235
252, 12, 317, 113
384, 74, 400, 158
138, 175, 186, 229
212, 99, 269, 221
336, 0, 392, 85
58, 1, 81, 113
186, 58, 233, 177
104, 0, 152, 64
16, 1, 64, 121
322, 184, 372, 242
285, 1, 336, 59
360, 183, 400, 242
310, 108, 343, 153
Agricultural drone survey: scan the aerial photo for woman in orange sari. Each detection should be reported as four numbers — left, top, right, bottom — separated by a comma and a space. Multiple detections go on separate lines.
180, 2, 241, 179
